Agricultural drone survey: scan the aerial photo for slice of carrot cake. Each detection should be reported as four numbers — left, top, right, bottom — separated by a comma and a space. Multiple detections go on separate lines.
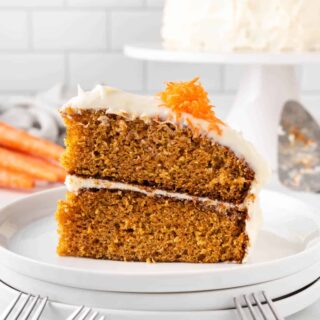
56, 78, 270, 263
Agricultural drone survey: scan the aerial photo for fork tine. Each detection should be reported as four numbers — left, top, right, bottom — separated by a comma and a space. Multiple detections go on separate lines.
13, 294, 32, 320
243, 295, 259, 320
252, 293, 268, 320
96, 317, 105, 320
20, 295, 40, 320
1, 292, 22, 320
77, 308, 91, 320
263, 291, 284, 320
67, 306, 85, 320
87, 311, 98, 320
234, 296, 247, 320
31, 297, 48, 320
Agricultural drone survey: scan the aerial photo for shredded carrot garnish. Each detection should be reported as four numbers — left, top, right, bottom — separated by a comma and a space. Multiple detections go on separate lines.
159, 77, 224, 134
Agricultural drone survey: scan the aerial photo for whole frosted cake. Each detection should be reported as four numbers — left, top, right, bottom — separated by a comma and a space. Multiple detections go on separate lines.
56, 78, 270, 263
162, 0, 320, 52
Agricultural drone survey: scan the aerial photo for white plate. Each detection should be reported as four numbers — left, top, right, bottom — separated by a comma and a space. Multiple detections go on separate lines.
124, 43, 320, 64
1, 259, 319, 311
0, 188, 319, 293
0, 278, 320, 320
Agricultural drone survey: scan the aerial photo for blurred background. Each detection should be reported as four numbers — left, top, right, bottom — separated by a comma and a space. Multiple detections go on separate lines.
0, 0, 319, 121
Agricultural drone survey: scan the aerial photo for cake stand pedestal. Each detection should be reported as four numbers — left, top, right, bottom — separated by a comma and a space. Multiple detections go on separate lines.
125, 44, 320, 171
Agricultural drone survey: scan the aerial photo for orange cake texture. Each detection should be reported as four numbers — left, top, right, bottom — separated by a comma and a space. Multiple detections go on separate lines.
56, 78, 269, 263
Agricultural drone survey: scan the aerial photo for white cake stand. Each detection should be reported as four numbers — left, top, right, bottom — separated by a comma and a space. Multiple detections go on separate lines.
124, 43, 320, 170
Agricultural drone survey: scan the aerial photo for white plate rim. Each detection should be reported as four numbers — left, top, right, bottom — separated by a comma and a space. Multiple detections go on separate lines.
1, 258, 319, 311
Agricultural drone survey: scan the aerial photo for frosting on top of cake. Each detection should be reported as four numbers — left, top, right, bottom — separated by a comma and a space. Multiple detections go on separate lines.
63, 84, 271, 188
66, 85, 168, 118
162, 0, 320, 52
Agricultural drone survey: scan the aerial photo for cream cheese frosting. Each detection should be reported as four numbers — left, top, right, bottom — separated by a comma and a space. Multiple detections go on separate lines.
67, 175, 242, 208
162, 0, 320, 52
63, 85, 271, 190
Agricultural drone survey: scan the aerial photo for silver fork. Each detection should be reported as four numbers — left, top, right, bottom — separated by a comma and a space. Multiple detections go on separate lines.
1, 293, 48, 320
66, 306, 105, 320
234, 291, 284, 320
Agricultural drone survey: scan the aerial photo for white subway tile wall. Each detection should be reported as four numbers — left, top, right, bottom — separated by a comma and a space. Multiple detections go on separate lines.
69, 53, 143, 90
111, 11, 161, 50
32, 11, 108, 50
0, 0, 319, 113
0, 0, 64, 7
146, 62, 221, 92
0, 12, 29, 49
0, 54, 64, 92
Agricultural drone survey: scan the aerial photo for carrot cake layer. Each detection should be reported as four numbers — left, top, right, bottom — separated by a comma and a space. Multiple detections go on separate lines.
62, 108, 256, 203
56, 175, 261, 263
61, 81, 269, 204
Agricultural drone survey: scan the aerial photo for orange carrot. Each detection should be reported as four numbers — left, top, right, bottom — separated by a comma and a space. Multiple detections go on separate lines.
0, 121, 64, 161
46, 162, 66, 182
0, 167, 35, 190
159, 77, 224, 135
0, 147, 62, 182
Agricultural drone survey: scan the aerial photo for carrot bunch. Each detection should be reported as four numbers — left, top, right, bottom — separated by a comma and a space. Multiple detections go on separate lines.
0, 121, 65, 191
159, 77, 224, 135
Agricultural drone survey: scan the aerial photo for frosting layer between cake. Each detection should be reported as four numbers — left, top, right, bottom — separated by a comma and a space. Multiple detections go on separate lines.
66, 174, 262, 257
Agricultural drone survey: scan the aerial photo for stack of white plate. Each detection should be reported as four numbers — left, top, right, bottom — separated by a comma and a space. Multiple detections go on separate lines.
0, 188, 319, 320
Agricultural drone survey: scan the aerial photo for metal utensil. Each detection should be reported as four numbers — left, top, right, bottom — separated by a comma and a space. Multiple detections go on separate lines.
235, 291, 284, 320
278, 100, 320, 192
1, 293, 47, 320
66, 306, 104, 320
